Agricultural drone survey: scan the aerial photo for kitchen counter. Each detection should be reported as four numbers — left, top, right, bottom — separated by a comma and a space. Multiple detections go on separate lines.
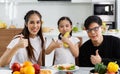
43, 30, 89, 43
43, 30, 87, 37
0, 29, 22, 57
104, 31, 120, 38
43, 30, 120, 42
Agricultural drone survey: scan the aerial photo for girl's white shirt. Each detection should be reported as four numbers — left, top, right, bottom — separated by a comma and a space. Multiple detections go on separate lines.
7, 36, 42, 67
54, 37, 80, 65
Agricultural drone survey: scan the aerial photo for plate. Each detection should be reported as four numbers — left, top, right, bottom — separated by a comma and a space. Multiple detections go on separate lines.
51, 64, 79, 72
0, 70, 12, 74
40, 69, 57, 74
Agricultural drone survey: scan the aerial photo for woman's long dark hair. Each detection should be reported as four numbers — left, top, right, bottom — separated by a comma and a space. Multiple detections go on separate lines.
21, 10, 44, 64
57, 16, 72, 40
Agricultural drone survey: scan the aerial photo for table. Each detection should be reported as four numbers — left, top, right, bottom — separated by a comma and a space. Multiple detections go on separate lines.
0, 66, 94, 74
41, 66, 94, 74
104, 31, 120, 38
75, 67, 93, 74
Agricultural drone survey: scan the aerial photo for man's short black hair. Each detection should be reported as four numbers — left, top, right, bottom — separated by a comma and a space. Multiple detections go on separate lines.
84, 15, 102, 29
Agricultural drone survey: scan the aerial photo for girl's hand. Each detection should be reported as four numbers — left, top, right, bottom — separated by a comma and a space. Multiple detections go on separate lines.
61, 37, 70, 45
45, 38, 62, 54
53, 39, 62, 48
16, 35, 28, 48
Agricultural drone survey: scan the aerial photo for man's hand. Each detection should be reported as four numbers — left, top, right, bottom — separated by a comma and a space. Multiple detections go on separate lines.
90, 50, 102, 65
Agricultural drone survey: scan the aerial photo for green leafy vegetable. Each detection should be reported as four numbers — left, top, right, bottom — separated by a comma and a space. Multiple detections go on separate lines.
94, 63, 107, 74
58, 66, 64, 70
69, 65, 75, 70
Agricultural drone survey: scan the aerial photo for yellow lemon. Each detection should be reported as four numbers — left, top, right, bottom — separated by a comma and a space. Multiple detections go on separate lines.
24, 66, 35, 74
13, 71, 21, 74
20, 67, 26, 74
23, 61, 32, 67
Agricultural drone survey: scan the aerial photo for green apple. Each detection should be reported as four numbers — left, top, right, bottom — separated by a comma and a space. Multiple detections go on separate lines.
72, 27, 79, 32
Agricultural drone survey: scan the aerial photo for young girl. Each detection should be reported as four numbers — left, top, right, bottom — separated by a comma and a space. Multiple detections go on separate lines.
0, 10, 45, 67
45, 16, 80, 65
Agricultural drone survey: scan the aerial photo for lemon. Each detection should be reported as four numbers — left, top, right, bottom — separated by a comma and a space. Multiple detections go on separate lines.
13, 71, 21, 74
23, 61, 32, 68
24, 66, 35, 74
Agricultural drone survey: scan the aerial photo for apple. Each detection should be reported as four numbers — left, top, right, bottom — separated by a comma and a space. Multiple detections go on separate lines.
11, 62, 21, 72
33, 64, 40, 74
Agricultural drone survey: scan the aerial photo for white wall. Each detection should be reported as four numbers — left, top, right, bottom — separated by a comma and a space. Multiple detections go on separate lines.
0, 2, 92, 29
0, 3, 11, 24
116, 0, 120, 29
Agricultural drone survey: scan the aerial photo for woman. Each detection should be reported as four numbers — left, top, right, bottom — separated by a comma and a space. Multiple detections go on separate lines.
45, 16, 80, 65
0, 10, 45, 67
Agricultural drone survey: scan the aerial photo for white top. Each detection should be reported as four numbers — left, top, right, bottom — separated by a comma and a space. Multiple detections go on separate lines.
7, 36, 42, 67
54, 37, 80, 65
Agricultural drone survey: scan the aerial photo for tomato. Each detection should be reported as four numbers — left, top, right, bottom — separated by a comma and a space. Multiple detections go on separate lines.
107, 71, 116, 74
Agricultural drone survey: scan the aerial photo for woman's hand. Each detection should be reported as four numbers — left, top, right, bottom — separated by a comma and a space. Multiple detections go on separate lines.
16, 35, 28, 48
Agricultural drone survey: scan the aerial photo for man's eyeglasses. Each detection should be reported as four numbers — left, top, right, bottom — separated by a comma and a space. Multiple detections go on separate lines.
86, 26, 100, 33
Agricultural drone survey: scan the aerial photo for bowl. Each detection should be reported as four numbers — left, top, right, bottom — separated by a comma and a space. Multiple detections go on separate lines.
89, 69, 119, 74
89, 69, 98, 74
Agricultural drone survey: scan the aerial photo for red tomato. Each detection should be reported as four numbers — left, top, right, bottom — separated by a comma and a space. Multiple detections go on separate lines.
107, 72, 116, 74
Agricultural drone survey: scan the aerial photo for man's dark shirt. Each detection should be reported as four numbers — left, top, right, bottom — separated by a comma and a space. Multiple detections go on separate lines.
78, 35, 120, 67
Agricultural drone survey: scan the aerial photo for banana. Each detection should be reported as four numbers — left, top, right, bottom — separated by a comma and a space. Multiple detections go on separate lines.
63, 32, 70, 48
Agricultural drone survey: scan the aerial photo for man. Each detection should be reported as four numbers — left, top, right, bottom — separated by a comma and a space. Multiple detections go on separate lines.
78, 15, 120, 67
